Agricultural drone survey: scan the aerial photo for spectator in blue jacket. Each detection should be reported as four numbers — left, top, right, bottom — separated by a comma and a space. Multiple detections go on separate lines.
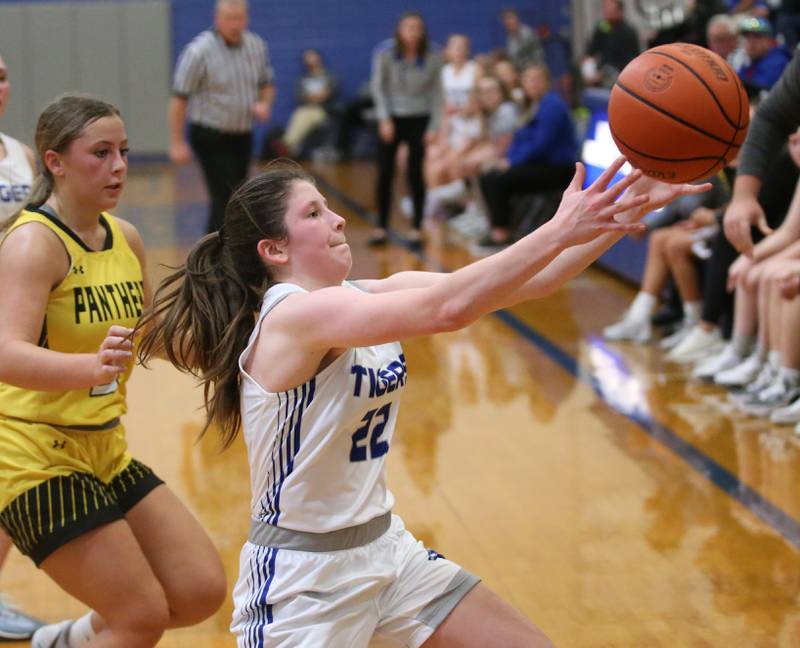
476, 64, 578, 248
737, 17, 791, 96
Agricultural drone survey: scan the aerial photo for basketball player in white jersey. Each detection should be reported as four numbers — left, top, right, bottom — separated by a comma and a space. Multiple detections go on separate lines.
138, 159, 708, 647
0, 55, 35, 221
0, 53, 43, 642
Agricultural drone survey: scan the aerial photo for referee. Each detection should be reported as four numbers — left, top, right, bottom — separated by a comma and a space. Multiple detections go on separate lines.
169, 0, 275, 234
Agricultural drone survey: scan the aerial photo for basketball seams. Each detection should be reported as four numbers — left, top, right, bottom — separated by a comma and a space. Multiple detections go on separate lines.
609, 121, 729, 163
615, 81, 734, 147
649, 50, 744, 132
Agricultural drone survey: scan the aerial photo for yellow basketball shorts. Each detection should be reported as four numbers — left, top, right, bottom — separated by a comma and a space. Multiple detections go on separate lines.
0, 416, 163, 565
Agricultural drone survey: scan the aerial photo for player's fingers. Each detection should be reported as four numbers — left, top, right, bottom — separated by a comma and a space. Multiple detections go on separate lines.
603, 168, 643, 202
757, 216, 773, 237
602, 193, 648, 218
566, 162, 586, 193
600, 221, 647, 234
679, 182, 713, 195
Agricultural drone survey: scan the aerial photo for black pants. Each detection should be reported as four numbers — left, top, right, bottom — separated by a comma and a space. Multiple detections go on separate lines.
189, 123, 252, 234
479, 163, 574, 231
701, 146, 799, 334
376, 115, 429, 230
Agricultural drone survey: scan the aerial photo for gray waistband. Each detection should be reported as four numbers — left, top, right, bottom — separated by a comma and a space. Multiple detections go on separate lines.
248, 512, 392, 552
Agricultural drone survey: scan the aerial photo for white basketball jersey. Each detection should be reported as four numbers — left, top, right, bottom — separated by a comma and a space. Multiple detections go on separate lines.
238, 282, 406, 532
0, 133, 33, 220
441, 61, 478, 109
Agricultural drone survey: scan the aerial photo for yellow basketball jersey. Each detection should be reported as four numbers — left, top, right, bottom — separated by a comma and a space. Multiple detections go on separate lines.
0, 207, 144, 428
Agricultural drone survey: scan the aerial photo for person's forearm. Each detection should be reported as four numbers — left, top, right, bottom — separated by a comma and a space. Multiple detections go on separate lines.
430, 220, 568, 326
0, 342, 98, 391
731, 174, 763, 203
168, 96, 189, 145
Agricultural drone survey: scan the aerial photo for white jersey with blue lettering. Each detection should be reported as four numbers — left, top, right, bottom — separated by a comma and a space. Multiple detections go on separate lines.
238, 281, 407, 532
0, 132, 33, 220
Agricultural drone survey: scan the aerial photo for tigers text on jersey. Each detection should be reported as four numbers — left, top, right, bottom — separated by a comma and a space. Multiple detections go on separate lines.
0, 208, 143, 428
238, 282, 407, 532
0, 133, 33, 220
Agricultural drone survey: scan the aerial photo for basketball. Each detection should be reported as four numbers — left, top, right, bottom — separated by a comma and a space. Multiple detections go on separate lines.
608, 42, 749, 184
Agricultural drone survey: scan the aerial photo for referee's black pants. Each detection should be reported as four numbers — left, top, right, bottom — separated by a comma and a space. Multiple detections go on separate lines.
189, 123, 252, 234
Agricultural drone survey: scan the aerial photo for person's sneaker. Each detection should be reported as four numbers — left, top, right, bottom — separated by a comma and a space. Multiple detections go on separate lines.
0, 599, 44, 641
738, 376, 800, 417
602, 311, 652, 343
692, 343, 742, 381
715, 352, 764, 389
30, 620, 72, 647
666, 326, 722, 363
770, 394, 800, 424
728, 362, 776, 404
659, 321, 693, 350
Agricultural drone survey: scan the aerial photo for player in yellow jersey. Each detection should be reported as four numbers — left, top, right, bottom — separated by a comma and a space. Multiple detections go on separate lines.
0, 94, 225, 647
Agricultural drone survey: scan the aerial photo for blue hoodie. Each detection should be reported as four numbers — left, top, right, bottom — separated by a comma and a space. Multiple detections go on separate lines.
506, 90, 578, 167
738, 45, 792, 92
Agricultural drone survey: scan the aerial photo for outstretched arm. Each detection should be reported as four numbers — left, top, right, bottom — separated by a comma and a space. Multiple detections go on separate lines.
362, 161, 710, 304
270, 158, 648, 354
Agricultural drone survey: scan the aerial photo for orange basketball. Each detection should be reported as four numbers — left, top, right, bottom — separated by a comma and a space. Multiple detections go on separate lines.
608, 43, 749, 184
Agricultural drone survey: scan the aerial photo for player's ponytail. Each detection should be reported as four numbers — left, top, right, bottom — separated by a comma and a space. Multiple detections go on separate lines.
138, 160, 314, 448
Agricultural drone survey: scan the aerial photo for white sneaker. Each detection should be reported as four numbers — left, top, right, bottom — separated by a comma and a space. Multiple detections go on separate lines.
715, 352, 764, 388
0, 598, 43, 640
666, 326, 723, 363
738, 376, 800, 417
31, 620, 72, 648
728, 362, 775, 404
659, 322, 693, 350
602, 312, 652, 343
770, 394, 800, 424
692, 343, 742, 381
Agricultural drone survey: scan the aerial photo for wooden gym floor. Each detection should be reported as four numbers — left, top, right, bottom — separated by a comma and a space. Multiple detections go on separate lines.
3, 160, 800, 647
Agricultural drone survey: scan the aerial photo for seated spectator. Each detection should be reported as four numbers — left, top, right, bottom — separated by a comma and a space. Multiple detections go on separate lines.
689, 134, 800, 381
475, 64, 577, 249
282, 49, 339, 158
737, 17, 791, 96
706, 13, 747, 70
602, 172, 732, 347
445, 76, 520, 238
424, 34, 481, 197
581, 0, 640, 89
494, 59, 524, 106
501, 7, 545, 69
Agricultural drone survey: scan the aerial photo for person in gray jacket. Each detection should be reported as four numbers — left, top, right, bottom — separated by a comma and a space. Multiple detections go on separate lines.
724, 49, 800, 256
370, 11, 443, 247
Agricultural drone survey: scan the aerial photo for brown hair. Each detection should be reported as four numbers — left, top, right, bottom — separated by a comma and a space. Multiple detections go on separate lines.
137, 160, 314, 448
1, 94, 121, 233
394, 10, 429, 59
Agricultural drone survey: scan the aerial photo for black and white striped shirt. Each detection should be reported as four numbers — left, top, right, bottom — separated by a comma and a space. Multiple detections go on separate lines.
172, 29, 274, 133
